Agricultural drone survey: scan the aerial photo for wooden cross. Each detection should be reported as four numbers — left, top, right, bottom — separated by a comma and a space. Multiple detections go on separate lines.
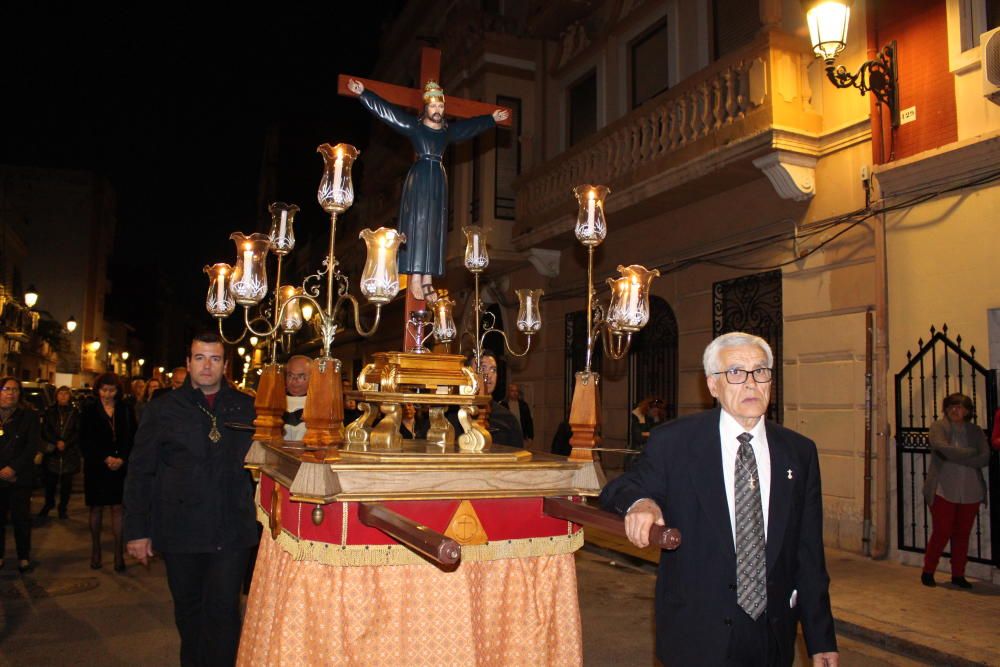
338, 46, 512, 348
337, 47, 512, 127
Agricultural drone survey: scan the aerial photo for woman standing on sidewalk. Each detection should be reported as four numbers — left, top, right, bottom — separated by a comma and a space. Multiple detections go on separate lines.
38, 386, 82, 519
0, 377, 41, 573
922, 393, 990, 588
80, 373, 135, 571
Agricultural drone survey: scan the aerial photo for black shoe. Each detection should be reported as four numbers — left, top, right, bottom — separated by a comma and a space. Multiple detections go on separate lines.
921, 572, 936, 587
37, 507, 52, 519
18, 560, 33, 574
951, 576, 972, 589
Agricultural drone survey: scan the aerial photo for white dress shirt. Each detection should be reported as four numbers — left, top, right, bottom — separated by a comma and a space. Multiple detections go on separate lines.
719, 409, 771, 549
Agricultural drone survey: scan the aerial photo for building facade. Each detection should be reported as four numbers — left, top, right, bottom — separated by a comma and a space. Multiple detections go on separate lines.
342, 0, 1000, 573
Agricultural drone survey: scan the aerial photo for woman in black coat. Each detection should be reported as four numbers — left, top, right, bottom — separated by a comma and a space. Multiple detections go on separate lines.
38, 386, 82, 519
80, 373, 135, 571
0, 376, 41, 573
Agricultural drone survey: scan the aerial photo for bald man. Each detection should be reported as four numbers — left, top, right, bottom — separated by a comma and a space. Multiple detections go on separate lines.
283, 356, 311, 441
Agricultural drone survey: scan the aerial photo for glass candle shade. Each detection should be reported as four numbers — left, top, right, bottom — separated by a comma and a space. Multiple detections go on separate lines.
432, 291, 457, 344
204, 263, 236, 318
268, 202, 300, 256
317, 143, 359, 215
278, 285, 304, 333
359, 227, 405, 304
573, 185, 610, 247
606, 264, 660, 333
515, 288, 543, 334
463, 226, 489, 273
804, 0, 850, 62
229, 232, 271, 306
301, 301, 315, 325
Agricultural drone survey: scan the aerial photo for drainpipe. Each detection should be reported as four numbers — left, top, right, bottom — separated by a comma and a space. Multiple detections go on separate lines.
863, 309, 874, 556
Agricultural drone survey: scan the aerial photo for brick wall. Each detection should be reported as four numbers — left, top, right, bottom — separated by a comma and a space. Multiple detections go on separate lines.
874, 0, 957, 163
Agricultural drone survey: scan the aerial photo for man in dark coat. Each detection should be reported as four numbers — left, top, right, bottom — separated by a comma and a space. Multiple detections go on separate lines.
500, 382, 534, 443
348, 77, 509, 303
600, 332, 838, 666
124, 332, 257, 667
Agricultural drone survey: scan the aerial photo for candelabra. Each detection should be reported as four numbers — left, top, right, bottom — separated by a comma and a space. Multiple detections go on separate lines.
567, 185, 659, 460
431, 226, 543, 372
204, 142, 401, 454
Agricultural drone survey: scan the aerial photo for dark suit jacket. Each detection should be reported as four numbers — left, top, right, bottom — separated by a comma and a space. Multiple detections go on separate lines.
500, 397, 534, 440
599, 408, 836, 666
123, 382, 258, 554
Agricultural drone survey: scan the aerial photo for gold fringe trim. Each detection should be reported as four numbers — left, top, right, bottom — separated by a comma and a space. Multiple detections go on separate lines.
256, 502, 584, 568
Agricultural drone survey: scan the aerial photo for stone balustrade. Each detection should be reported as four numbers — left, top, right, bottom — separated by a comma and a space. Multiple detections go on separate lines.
514, 30, 817, 237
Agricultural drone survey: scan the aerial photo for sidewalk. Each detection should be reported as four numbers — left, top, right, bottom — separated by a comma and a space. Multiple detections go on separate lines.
585, 527, 1000, 666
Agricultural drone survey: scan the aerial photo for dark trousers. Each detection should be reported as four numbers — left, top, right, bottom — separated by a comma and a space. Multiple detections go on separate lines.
43, 471, 75, 513
923, 494, 981, 577
163, 548, 252, 667
0, 485, 32, 560
725, 611, 779, 667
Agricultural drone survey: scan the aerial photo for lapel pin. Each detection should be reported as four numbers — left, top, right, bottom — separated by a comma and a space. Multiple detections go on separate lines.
787, 469, 793, 480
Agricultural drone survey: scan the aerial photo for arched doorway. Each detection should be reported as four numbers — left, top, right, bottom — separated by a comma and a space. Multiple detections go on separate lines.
627, 296, 679, 445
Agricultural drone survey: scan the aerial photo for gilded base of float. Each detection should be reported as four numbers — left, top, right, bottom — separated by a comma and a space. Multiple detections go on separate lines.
245, 439, 605, 504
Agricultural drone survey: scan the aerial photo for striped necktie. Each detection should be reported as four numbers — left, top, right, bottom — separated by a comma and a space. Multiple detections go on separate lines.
735, 431, 767, 620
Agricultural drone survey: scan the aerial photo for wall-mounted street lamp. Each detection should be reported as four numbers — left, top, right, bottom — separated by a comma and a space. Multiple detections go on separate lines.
803, 0, 899, 127
138, 358, 145, 368
66, 316, 77, 333
121, 351, 129, 361
88, 340, 101, 353
23, 286, 38, 309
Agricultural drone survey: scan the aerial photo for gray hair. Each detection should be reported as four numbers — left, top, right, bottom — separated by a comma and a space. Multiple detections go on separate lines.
702, 332, 773, 376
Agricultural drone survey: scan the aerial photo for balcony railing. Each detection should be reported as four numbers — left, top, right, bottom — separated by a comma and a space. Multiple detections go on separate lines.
514, 29, 819, 242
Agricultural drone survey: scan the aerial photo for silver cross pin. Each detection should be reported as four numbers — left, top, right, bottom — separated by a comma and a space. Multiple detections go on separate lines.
787, 469, 793, 480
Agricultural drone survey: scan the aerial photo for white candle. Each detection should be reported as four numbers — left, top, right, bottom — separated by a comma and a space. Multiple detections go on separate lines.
333, 154, 344, 200
242, 250, 254, 287
278, 210, 287, 242
375, 246, 387, 292
628, 281, 640, 323
586, 193, 596, 235
216, 273, 225, 306
472, 233, 480, 259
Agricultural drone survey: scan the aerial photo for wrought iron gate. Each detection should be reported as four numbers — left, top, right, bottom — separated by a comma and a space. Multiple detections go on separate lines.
713, 270, 783, 423
895, 324, 998, 566
627, 296, 678, 428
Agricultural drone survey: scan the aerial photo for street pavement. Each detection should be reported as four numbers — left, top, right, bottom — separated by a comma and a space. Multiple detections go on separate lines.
1, 493, 998, 666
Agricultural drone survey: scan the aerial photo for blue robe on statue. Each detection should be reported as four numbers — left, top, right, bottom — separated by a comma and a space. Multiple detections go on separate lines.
359, 90, 496, 277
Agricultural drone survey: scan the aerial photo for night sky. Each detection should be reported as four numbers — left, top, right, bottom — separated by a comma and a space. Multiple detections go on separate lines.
3, 4, 404, 359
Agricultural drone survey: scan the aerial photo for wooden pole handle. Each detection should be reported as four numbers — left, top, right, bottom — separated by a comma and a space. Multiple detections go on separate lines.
543, 496, 682, 551
358, 502, 462, 566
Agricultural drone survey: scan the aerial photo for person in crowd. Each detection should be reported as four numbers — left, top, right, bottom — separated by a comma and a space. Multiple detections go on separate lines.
550, 420, 573, 457
343, 378, 361, 425
626, 396, 666, 470
601, 332, 838, 666
136, 378, 162, 424
283, 355, 310, 441
990, 407, 1000, 450
80, 373, 136, 571
152, 368, 187, 399
125, 378, 146, 413
400, 403, 427, 439
125, 331, 257, 667
0, 377, 41, 573
921, 393, 991, 588
500, 382, 534, 444
478, 352, 523, 448
38, 386, 81, 520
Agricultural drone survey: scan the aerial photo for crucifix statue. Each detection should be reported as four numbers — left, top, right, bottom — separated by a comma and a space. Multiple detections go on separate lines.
339, 48, 510, 307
